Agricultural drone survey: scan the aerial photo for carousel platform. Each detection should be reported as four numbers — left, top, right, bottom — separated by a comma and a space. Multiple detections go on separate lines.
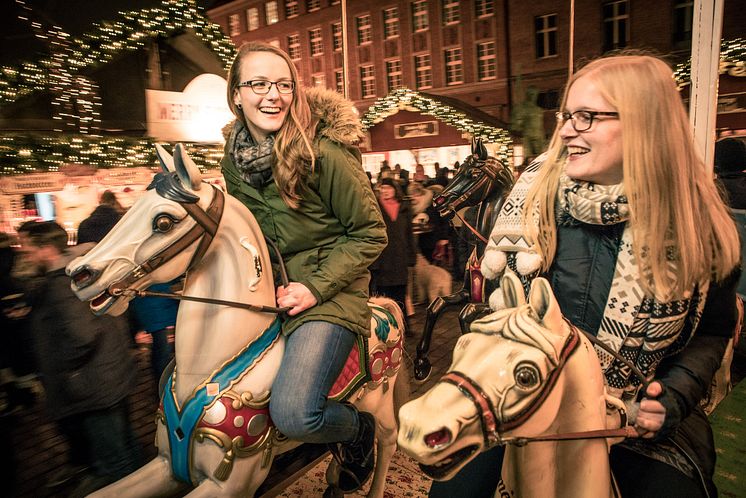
6, 304, 746, 498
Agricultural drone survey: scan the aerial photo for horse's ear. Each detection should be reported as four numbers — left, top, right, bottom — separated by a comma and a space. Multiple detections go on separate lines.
174, 144, 203, 191
155, 144, 175, 173
500, 270, 526, 308
528, 277, 564, 332
475, 138, 488, 161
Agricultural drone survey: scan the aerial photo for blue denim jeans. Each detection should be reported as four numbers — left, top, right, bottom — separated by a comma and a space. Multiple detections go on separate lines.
269, 321, 359, 444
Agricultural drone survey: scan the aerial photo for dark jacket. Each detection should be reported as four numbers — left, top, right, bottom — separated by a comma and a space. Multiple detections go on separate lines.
30, 251, 136, 420
548, 221, 737, 487
221, 88, 387, 337
77, 205, 121, 244
370, 200, 417, 286
717, 172, 746, 210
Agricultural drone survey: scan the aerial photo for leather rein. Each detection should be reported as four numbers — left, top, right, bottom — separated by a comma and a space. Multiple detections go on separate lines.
440, 320, 646, 447
108, 185, 290, 315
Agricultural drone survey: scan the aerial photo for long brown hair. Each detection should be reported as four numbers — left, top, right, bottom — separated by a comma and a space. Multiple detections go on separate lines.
524, 54, 739, 299
227, 42, 317, 208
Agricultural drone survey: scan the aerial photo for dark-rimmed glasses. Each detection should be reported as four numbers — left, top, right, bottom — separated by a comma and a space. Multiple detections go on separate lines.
555, 110, 619, 132
238, 80, 295, 95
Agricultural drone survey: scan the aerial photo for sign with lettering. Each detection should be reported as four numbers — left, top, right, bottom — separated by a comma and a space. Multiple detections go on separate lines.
146, 73, 234, 143
394, 121, 439, 139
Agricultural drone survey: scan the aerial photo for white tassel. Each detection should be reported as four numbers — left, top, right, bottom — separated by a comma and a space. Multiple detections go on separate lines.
488, 289, 505, 311
515, 251, 542, 276
481, 249, 507, 280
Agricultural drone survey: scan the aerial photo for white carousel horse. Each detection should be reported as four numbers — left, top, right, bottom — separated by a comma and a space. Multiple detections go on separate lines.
397, 272, 632, 498
66, 144, 406, 498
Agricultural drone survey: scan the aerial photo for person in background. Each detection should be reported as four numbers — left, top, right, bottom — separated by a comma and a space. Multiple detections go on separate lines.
20, 222, 140, 497
221, 42, 387, 493
714, 137, 746, 209
129, 279, 179, 385
433, 53, 740, 498
370, 178, 416, 326
76, 190, 122, 244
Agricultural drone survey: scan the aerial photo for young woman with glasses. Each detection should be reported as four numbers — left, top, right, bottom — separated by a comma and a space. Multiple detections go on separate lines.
221, 42, 387, 493
430, 53, 740, 498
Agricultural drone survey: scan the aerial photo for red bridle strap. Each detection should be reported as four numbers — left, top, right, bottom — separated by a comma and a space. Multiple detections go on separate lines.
440, 371, 500, 446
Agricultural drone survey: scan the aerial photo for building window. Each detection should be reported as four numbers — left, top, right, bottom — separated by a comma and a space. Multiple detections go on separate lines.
228, 13, 241, 36
307, 0, 321, 12
444, 47, 463, 85
285, 0, 299, 18
335, 69, 344, 93
265, 1, 279, 25
386, 59, 403, 92
534, 14, 558, 59
246, 8, 259, 31
332, 22, 343, 51
603, 0, 629, 52
357, 14, 372, 45
475, 0, 494, 18
476, 41, 496, 80
383, 7, 399, 39
287, 33, 301, 60
309, 27, 324, 56
442, 0, 460, 25
414, 53, 432, 89
312, 74, 326, 88
412, 0, 429, 32
673, 0, 693, 44
360, 65, 376, 98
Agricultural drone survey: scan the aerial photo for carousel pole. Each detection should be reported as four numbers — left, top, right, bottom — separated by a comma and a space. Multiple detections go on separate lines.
341, 0, 350, 99
568, 0, 575, 76
689, 0, 724, 171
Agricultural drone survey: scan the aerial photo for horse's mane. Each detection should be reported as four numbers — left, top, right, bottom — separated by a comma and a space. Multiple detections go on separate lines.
474, 306, 560, 367
148, 172, 200, 204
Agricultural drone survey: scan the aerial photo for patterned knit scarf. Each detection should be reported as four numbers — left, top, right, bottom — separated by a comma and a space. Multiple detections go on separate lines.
482, 160, 707, 400
231, 122, 276, 188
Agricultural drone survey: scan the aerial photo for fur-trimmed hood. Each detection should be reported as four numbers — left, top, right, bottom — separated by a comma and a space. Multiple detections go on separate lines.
222, 86, 364, 146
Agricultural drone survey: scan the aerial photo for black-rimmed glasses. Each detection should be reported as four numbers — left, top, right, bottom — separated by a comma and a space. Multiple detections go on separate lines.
555, 110, 619, 132
238, 80, 295, 95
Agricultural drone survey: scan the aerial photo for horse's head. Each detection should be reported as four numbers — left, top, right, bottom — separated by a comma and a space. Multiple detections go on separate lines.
66, 144, 223, 316
432, 138, 514, 220
398, 272, 578, 480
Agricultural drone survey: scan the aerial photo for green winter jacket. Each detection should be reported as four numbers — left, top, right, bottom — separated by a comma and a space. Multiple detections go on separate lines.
221, 88, 387, 337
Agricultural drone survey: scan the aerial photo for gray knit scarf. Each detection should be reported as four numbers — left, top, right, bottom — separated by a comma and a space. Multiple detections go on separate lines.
231, 122, 275, 188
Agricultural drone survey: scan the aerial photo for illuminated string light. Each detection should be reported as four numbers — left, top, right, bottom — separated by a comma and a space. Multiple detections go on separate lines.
361, 87, 513, 163
674, 38, 745, 86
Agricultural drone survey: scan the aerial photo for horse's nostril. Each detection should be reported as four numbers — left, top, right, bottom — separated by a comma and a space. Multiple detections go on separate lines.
71, 266, 96, 288
424, 428, 452, 449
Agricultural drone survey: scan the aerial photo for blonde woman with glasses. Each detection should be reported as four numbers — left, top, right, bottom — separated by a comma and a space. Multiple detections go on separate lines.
430, 53, 740, 498
221, 42, 387, 493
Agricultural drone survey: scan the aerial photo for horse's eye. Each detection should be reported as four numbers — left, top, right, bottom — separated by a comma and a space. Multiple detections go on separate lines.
154, 214, 175, 233
514, 363, 540, 389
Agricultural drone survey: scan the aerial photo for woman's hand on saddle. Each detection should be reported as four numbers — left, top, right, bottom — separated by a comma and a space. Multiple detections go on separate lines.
634, 381, 667, 439
276, 283, 318, 316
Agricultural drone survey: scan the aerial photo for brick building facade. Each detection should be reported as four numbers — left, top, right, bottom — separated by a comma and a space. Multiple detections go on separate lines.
206, 0, 746, 151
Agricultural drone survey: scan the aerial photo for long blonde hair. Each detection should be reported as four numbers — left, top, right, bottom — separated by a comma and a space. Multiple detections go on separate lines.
524, 54, 739, 299
227, 42, 317, 208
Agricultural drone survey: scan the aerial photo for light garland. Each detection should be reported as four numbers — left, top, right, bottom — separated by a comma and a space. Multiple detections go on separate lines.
1, 0, 235, 105
674, 38, 745, 86
0, 134, 225, 176
361, 87, 513, 163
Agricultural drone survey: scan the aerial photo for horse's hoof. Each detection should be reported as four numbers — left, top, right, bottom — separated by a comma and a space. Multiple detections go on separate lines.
413, 357, 432, 383
323, 485, 345, 497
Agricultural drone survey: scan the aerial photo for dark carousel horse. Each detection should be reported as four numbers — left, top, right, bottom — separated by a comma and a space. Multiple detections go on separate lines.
413, 138, 514, 381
